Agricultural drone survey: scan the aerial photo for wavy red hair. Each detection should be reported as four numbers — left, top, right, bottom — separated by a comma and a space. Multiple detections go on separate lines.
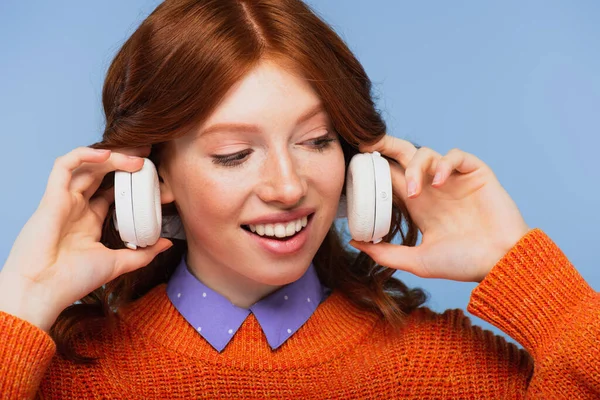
51, 0, 427, 363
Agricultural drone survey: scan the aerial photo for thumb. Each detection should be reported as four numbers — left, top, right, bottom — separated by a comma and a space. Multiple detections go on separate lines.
111, 238, 173, 279
349, 240, 425, 277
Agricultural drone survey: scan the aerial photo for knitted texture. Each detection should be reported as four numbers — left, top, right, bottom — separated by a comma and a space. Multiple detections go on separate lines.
0, 229, 598, 399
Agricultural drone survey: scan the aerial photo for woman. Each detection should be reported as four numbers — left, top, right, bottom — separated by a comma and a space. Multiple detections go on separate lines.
0, 0, 597, 398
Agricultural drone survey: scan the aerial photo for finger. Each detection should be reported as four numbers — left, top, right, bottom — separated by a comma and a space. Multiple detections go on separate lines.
70, 152, 145, 199
388, 161, 409, 202
85, 149, 152, 199
47, 147, 113, 198
104, 145, 152, 158
431, 148, 487, 187
404, 147, 442, 198
349, 240, 427, 278
89, 144, 152, 158
359, 135, 418, 168
110, 239, 173, 279
89, 188, 115, 222
48, 146, 151, 199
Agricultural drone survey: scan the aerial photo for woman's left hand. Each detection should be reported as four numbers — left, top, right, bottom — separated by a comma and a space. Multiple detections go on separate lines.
349, 135, 531, 283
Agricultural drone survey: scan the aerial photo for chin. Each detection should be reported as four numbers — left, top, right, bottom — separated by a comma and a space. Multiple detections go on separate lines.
243, 257, 313, 286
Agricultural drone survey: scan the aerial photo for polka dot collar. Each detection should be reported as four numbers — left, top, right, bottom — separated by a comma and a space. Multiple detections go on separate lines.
166, 256, 331, 352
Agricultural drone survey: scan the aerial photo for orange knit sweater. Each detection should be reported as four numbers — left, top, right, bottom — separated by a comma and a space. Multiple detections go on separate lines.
1, 229, 598, 399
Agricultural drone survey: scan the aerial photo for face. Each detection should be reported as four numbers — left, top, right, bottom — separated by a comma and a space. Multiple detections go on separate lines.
159, 60, 345, 304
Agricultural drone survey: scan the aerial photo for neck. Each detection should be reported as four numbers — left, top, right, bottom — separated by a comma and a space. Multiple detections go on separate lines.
184, 248, 281, 309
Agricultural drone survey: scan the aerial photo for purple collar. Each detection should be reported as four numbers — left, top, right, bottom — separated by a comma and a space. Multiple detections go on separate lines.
166, 256, 331, 352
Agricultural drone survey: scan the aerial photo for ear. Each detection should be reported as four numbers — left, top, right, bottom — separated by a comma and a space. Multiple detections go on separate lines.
158, 167, 176, 205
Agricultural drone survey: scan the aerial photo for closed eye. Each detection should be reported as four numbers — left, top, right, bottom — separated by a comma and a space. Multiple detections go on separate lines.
211, 149, 253, 167
305, 132, 337, 152
210, 132, 337, 167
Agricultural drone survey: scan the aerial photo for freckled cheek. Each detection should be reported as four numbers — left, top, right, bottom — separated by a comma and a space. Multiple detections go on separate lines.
178, 176, 251, 232
312, 155, 345, 193
304, 155, 345, 220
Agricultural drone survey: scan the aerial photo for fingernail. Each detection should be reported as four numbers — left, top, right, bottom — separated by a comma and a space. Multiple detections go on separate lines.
432, 172, 443, 185
407, 180, 417, 197
128, 155, 141, 160
94, 148, 111, 154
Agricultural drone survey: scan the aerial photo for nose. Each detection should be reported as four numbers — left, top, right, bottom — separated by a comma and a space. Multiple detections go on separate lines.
256, 149, 307, 207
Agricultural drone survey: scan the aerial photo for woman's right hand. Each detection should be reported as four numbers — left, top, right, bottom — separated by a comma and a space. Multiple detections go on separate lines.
0, 146, 173, 332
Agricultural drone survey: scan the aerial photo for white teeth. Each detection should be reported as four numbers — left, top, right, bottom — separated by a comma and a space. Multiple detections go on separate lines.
248, 216, 309, 239
265, 224, 274, 236
285, 222, 296, 236
274, 224, 286, 238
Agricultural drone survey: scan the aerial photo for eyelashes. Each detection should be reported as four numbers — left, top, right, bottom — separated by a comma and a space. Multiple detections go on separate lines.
211, 133, 337, 168
211, 149, 253, 167
310, 135, 337, 152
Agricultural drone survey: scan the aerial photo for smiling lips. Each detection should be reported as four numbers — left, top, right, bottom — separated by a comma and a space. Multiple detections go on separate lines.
243, 214, 312, 255
247, 216, 309, 239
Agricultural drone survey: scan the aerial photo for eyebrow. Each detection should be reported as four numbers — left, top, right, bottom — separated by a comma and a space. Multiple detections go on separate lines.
198, 103, 326, 137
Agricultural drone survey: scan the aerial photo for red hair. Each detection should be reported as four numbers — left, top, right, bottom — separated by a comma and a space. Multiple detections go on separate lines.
52, 0, 427, 363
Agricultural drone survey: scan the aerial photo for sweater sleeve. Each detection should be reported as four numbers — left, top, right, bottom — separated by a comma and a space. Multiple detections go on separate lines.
467, 228, 599, 398
0, 311, 56, 399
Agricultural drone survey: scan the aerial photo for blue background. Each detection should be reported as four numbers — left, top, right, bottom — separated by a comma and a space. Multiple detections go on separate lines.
1, 1, 599, 346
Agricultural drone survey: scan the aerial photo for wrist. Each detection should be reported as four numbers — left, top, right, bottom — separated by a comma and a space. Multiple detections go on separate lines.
0, 272, 60, 332
476, 224, 532, 283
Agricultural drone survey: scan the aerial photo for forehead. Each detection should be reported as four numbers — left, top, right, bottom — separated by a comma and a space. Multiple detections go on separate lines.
201, 60, 322, 127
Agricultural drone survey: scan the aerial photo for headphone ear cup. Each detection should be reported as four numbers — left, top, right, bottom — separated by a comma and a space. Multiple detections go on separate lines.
114, 158, 162, 249
346, 152, 393, 243
114, 168, 136, 249
346, 153, 376, 242
370, 152, 392, 242
130, 159, 162, 248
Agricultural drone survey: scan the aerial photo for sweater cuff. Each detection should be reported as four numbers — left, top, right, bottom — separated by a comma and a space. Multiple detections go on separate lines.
467, 228, 595, 356
0, 311, 56, 396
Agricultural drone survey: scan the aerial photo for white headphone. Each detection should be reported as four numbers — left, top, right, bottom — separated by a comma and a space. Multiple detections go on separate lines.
113, 152, 392, 250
